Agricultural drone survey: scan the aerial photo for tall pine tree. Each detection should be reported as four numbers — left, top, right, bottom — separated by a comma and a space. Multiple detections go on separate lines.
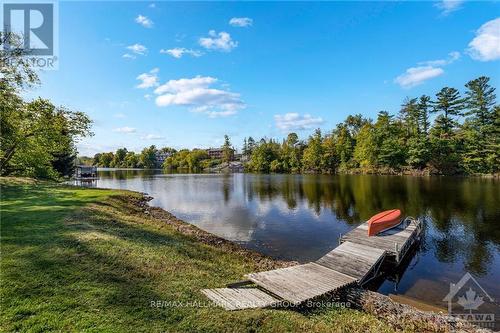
462, 76, 498, 173
431, 87, 464, 136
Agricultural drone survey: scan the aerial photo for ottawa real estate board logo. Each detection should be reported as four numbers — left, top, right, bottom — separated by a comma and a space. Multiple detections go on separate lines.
1, 1, 58, 70
443, 272, 497, 330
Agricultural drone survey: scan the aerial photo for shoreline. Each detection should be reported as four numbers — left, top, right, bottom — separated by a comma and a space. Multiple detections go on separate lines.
130, 190, 490, 333
93, 167, 500, 178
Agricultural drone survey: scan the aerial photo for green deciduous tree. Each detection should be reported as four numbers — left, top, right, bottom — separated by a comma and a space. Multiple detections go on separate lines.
333, 125, 354, 170
321, 132, 338, 173
140, 145, 158, 169
0, 32, 92, 178
247, 139, 281, 172
98, 152, 114, 167
111, 148, 128, 167
124, 151, 139, 168
186, 149, 209, 170
0, 32, 39, 91
0, 98, 92, 177
302, 129, 324, 172
281, 133, 302, 173
353, 123, 377, 168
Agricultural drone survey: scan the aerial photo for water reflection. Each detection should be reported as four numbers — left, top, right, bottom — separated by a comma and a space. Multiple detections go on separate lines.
95, 170, 500, 308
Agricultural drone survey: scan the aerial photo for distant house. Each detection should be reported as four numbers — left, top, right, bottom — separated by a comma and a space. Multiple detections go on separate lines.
155, 151, 173, 167
206, 148, 235, 160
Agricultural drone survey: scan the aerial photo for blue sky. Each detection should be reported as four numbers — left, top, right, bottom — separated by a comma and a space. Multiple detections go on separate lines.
29, 1, 500, 155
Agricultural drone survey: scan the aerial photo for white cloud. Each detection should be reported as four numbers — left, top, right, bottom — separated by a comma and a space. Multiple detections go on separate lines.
155, 88, 243, 113
468, 18, 500, 62
160, 47, 203, 58
394, 66, 444, 88
435, 0, 464, 15
126, 43, 147, 55
122, 53, 136, 60
153, 76, 244, 117
141, 134, 165, 140
113, 113, 126, 118
154, 76, 216, 95
419, 51, 460, 66
395, 51, 460, 88
113, 127, 136, 133
135, 15, 153, 28
199, 30, 237, 52
144, 94, 152, 100
274, 113, 325, 131
229, 17, 253, 27
148, 3, 156, 9
136, 68, 159, 89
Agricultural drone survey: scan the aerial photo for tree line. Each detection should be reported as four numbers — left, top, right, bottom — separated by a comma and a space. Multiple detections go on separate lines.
94, 145, 225, 171
244, 76, 499, 175
92, 146, 174, 169
162, 135, 233, 170
92, 76, 498, 176
0, 33, 92, 179
93, 135, 235, 171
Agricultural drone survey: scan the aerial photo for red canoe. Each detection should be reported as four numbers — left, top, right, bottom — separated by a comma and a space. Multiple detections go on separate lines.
367, 209, 402, 236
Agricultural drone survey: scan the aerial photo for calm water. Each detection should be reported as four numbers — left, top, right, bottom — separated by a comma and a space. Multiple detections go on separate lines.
92, 170, 500, 310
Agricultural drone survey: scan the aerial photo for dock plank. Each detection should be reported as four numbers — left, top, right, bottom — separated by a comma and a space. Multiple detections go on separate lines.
342, 219, 420, 258
246, 263, 356, 304
316, 241, 386, 281
202, 288, 279, 310
334, 241, 385, 261
343, 229, 408, 253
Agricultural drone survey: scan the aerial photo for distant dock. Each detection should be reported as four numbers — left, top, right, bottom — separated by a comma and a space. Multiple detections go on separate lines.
74, 165, 98, 180
202, 217, 423, 310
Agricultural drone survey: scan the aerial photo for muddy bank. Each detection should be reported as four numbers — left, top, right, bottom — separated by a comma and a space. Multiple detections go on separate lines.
338, 167, 499, 177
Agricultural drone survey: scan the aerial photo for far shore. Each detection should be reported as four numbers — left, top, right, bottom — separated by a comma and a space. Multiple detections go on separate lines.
91, 166, 500, 178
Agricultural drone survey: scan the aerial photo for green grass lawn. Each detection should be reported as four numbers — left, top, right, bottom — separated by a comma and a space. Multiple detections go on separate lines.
0, 178, 396, 332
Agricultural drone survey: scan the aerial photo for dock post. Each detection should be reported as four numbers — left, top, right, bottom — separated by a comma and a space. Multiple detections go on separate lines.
338, 233, 342, 245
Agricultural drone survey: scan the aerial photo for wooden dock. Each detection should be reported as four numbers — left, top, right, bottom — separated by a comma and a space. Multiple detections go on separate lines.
202, 217, 423, 310
74, 165, 98, 181
341, 218, 422, 264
